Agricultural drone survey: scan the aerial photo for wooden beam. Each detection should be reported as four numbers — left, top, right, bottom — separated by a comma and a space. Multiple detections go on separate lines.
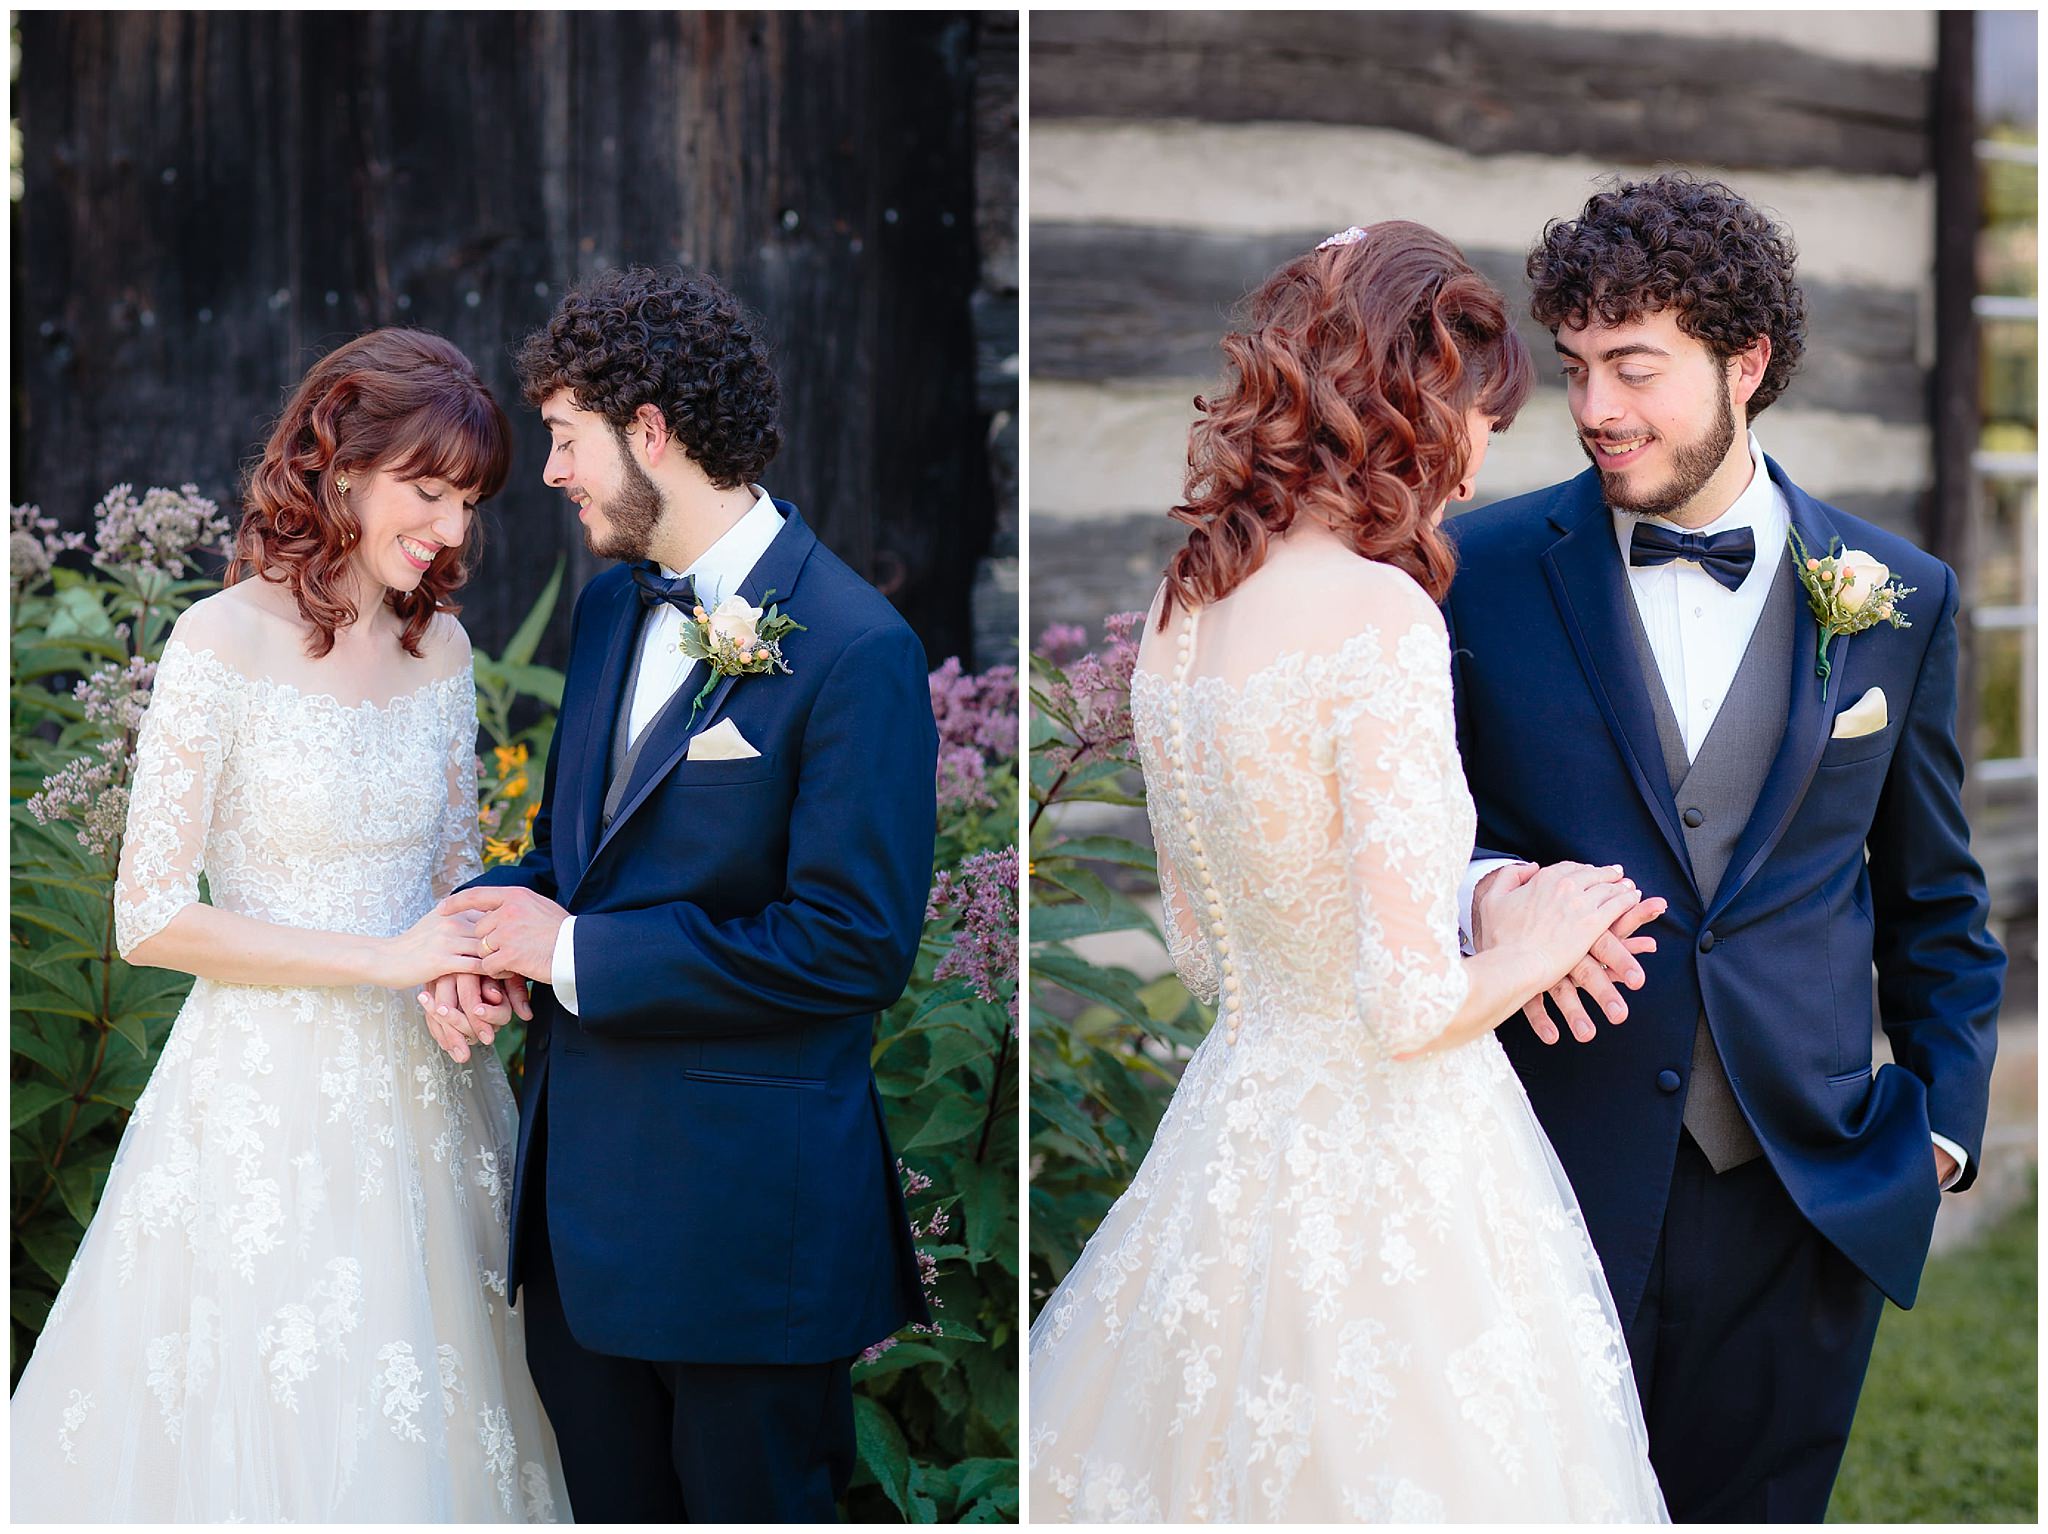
1031, 11, 1932, 178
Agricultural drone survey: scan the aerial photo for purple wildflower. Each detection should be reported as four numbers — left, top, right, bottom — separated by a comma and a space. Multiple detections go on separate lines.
11, 503, 87, 594
929, 657, 1019, 758
1035, 622, 1089, 664
1038, 610, 1143, 773
859, 1161, 953, 1361
927, 846, 1019, 1022
28, 756, 129, 859
92, 483, 230, 583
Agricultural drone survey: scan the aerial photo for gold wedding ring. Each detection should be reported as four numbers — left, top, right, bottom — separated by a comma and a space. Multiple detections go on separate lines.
480, 936, 494, 956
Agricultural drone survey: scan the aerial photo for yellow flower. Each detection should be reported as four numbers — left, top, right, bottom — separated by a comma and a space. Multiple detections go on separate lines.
493, 743, 530, 773
501, 773, 529, 800
523, 802, 539, 825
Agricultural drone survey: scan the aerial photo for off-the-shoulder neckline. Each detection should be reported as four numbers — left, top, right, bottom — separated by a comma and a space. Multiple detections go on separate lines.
159, 637, 470, 713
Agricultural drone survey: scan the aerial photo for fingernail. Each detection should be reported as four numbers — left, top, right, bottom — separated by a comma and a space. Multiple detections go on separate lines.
1607, 1003, 1625, 1019
1629, 970, 1643, 985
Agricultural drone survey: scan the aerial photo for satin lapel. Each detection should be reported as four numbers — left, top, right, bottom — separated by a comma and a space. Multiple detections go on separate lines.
564, 577, 647, 890
1704, 463, 1844, 926
1538, 473, 1698, 892
590, 502, 820, 863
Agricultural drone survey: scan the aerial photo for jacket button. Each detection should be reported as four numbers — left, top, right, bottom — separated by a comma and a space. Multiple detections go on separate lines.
1682, 807, 1704, 828
1699, 929, 1716, 953
1657, 1069, 1682, 1093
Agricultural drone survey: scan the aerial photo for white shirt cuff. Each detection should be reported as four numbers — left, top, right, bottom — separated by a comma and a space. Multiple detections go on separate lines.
551, 916, 579, 1016
1930, 1132, 1968, 1191
1459, 857, 1531, 955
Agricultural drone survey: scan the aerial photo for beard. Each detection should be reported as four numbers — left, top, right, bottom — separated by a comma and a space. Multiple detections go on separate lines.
1585, 373, 1737, 520
583, 430, 666, 560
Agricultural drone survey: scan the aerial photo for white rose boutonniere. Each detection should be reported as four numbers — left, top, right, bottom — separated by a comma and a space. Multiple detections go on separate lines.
1788, 530, 1915, 700
677, 588, 805, 720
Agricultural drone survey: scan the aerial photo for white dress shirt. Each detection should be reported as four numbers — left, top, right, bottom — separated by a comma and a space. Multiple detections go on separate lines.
550, 488, 784, 1014
1453, 435, 1965, 1184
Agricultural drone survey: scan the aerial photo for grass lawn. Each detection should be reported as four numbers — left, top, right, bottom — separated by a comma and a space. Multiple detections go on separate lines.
1829, 1190, 2037, 1522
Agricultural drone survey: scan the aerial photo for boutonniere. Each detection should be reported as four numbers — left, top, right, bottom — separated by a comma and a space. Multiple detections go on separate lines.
1788, 530, 1914, 700
678, 590, 805, 719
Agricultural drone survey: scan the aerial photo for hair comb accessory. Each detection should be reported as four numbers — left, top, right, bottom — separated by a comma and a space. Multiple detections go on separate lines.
1317, 226, 1370, 251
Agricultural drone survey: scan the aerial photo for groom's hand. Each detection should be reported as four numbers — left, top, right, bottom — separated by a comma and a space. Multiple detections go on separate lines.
438, 888, 567, 985
1935, 1144, 1960, 1187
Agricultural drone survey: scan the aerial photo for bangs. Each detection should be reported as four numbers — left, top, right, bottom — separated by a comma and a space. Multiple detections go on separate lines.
384, 386, 513, 501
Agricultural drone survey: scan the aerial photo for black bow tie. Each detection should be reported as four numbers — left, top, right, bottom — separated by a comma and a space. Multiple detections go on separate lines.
1628, 523, 1757, 593
631, 563, 698, 616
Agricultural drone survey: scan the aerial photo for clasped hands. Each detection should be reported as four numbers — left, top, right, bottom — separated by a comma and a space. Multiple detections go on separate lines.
1472, 861, 1667, 1045
413, 888, 569, 1064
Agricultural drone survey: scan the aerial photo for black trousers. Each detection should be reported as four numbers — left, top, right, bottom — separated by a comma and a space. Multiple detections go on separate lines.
1628, 1131, 1890, 1522
516, 1093, 855, 1523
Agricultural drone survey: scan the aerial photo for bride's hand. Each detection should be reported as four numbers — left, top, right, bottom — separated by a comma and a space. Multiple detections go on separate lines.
1483, 862, 1643, 1006
376, 908, 487, 990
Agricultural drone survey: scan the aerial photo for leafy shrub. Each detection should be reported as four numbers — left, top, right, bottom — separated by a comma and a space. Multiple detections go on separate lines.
1027, 616, 1206, 1319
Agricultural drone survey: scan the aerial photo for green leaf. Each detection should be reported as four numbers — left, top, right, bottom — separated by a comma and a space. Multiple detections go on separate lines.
919, 1027, 997, 1089
850, 1340, 953, 1382
17, 1221, 81, 1286
852, 1395, 915, 1521
499, 559, 565, 668
1031, 950, 1154, 1026
11, 1082, 72, 1128
106, 1011, 151, 1058
54, 1164, 100, 1229
900, 1091, 985, 1152
1037, 833, 1157, 871
10, 992, 102, 1024
1028, 892, 1159, 945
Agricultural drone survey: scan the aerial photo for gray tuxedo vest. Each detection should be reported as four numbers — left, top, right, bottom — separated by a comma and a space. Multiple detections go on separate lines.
1622, 555, 1799, 1172
601, 611, 707, 833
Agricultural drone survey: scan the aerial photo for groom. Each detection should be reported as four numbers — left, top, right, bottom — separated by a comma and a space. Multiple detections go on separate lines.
428, 265, 937, 1520
1446, 175, 2003, 1521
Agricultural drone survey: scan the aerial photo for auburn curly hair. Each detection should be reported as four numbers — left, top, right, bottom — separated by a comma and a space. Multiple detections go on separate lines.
1162, 221, 1533, 621
1527, 173, 1806, 416
514, 264, 781, 490
231, 328, 511, 659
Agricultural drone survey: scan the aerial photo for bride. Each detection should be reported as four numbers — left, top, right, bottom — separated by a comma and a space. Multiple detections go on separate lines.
10, 329, 569, 1521
1028, 224, 1669, 1521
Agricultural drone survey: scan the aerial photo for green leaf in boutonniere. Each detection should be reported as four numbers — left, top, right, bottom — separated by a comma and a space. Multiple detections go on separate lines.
676, 588, 807, 719
1788, 529, 1915, 701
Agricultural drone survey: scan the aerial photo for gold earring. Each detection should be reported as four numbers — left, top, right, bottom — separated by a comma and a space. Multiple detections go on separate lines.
336, 475, 351, 493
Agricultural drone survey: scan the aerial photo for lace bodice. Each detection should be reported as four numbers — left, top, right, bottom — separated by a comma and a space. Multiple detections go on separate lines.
1131, 563, 1475, 1060
115, 616, 481, 959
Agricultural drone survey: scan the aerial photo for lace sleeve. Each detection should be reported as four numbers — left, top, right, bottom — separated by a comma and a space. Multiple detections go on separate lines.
1329, 615, 1471, 1057
1149, 823, 1219, 1006
433, 663, 484, 900
113, 640, 238, 959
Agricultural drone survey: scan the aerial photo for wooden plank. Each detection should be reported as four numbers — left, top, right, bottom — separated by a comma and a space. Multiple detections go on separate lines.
13, 12, 995, 669
1030, 11, 1931, 178
1030, 225, 1929, 425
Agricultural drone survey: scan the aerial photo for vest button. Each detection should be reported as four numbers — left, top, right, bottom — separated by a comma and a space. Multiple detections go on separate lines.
1699, 929, 1716, 953
1657, 1069, 1682, 1094
1682, 807, 1704, 828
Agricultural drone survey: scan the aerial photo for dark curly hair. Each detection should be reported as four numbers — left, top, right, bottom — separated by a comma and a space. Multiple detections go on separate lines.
1527, 173, 1806, 416
232, 328, 510, 658
514, 264, 781, 489
1161, 220, 1533, 621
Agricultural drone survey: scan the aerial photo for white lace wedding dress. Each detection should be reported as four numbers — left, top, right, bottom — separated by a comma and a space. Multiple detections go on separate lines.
10, 601, 569, 1521
1028, 560, 1666, 1522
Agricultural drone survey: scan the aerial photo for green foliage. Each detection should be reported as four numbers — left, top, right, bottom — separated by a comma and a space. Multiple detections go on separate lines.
1027, 626, 1205, 1315
11, 502, 1018, 1517
10, 498, 216, 1384
846, 674, 1020, 1523
1829, 1189, 2038, 1522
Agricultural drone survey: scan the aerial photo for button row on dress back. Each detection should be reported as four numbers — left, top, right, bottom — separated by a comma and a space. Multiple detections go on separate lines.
1169, 609, 1242, 1046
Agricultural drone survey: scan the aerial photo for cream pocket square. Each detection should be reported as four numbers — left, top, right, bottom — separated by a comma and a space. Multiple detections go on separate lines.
686, 718, 761, 761
1831, 686, 1888, 740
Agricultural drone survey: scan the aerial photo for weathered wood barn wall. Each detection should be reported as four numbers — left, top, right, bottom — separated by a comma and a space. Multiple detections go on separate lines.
14, 11, 1015, 670
1030, 11, 1946, 637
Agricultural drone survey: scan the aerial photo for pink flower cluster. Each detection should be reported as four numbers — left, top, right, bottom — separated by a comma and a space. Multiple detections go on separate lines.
91, 483, 230, 583
927, 846, 1019, 1022
859, 1160, 955, 1363
11, 503, 87, 593
27, 658, 158, 859
929, 658, 1019, 816
1036, 610, 1144, 773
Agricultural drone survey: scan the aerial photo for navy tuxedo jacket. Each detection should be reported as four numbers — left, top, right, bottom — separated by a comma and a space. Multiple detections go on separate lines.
1444, 459, 2002, 1323
472, 503, 937, 1364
